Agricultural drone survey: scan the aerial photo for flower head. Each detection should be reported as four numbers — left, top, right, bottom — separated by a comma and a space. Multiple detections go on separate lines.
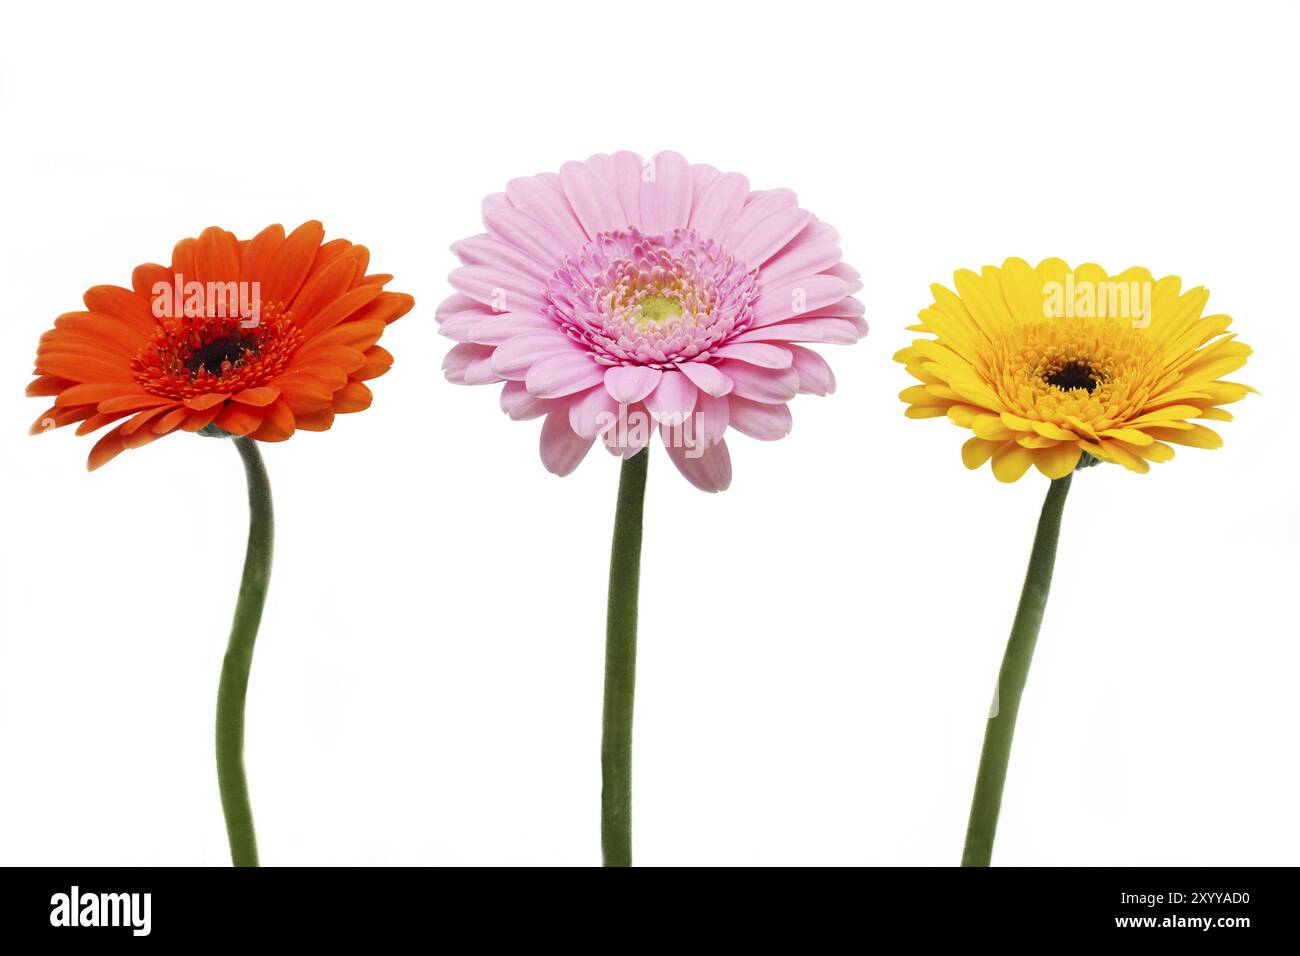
896, 258, 1253, 481
28, 222, 413, 469
438, 151, 865, 491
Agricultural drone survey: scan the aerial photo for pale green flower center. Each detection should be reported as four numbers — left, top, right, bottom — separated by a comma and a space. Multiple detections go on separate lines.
635, 295, 683, 327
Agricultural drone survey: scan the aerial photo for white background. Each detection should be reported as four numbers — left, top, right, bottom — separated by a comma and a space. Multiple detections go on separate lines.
1, 0, 1297, 866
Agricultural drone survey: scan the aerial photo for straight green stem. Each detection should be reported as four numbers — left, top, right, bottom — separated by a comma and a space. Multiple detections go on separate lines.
216, 436, 273, 867
601, 448, 648, 867
961, 473, 1072, 867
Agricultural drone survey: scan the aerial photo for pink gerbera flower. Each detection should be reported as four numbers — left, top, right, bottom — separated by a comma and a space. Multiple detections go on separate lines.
437, 151, 866, 491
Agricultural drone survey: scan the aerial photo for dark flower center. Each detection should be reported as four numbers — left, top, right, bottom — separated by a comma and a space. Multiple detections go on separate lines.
1045, 359, 1100, 393
184, 336, 256, 376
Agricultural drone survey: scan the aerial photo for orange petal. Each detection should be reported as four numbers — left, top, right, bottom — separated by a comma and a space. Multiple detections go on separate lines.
296, 283, 383, 340
55, 383, 149, 407
288, 345, 367, 375
297, 319, 385, 355
121, 404, 175, 436
196, 226, 241, 284
170, 238, 198, 281
231, 386, 280, 407
36, 352, 134, 383
352, 291, 414, 326
88, 425, 128, 471
354, 346, 393, 381
183, 392, 229, 410
82, 285, 156, 334
152, 406, 191, 434
26, 375, 75, 397
181, 405, 223, 432
293, 409, 335, 432
132, 262, 172, 297
240, 223, 285, 285
75, 410, 131, 436
52, 310, 146, 347
261, 220, 324, 306
273, 376, 334, 414
332, 381, 372, 413
98, 394, 174, 414
251, 399, 296, 442
290, 253, 359, 330
212, 402, 264, 435
29, 405, 95, 434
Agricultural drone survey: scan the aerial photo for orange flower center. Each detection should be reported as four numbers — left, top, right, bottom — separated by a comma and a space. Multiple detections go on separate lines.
133, 302, 302, 399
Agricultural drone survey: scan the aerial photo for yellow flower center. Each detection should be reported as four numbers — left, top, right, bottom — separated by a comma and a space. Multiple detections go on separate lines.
989, 319, 1159, 431
635, 295, 683, 327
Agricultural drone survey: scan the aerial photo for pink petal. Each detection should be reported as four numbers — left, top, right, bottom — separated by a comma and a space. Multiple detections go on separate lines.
643, 369, 698, 423
560, 160, 627, 239
593, 150, 644, 228
482, 194, 564, 269
464, 352, 503, 386
759, 241, 844, 287
734, 318, 864, 345
490, 332, 574, 379
694, 392, 730, 445
677, 361, 734, 397
451, 233, 550, 283
449, 264, 546, 313
824, 261, 863, 294
731, 207, 812, 268
753, 274, 850, 327
711, 342, 793, 368
727, 397, 792, 440
443, 343, 494, 384
525, 351, 605, 398
639, 151, 692, 234
601, 403, 653, 458
716, 360, 799, 403
664, 437, 732, 493
568, 385, 619, 439
788, 345, 836, 395
435, 293, 491, 342
688, 172, 749, 239
691, 163, 722, 198
506, 172, 587, 248
798, 219, 841, 244
500, 381, 552, 420
604, 365, 662, 404
723, 189, 798, 248
540, 407, 595, 477
469, 311, 555, 346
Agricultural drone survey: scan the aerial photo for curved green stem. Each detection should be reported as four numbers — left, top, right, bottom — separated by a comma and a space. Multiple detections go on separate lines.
601, 448, 648, 867
216, 436, 273, 867
962, 473, 1072, 867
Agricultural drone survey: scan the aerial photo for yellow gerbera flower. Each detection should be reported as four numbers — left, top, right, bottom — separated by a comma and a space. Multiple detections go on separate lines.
895, 258, 1254, 481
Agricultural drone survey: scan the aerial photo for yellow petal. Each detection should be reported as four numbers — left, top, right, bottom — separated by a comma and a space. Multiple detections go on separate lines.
972, 414, 1014, 440
1033, 442, 1082, 479
991, 442, 1034, 482
1143, 423, 1223, 449
905, 405, 949, 419
962, 436, 1001, 470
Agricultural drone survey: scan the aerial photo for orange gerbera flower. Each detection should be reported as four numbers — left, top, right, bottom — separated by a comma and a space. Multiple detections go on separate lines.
27, 221, 413, 468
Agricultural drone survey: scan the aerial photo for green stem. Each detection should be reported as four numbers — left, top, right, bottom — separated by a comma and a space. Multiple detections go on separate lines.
961, 473, 1072, 867
601, 448, 648, 867
215, 436, 273, 867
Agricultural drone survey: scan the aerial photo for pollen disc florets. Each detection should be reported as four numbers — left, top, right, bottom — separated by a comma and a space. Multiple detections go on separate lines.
133, 304, 302, 400
546, 228, 761, 368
